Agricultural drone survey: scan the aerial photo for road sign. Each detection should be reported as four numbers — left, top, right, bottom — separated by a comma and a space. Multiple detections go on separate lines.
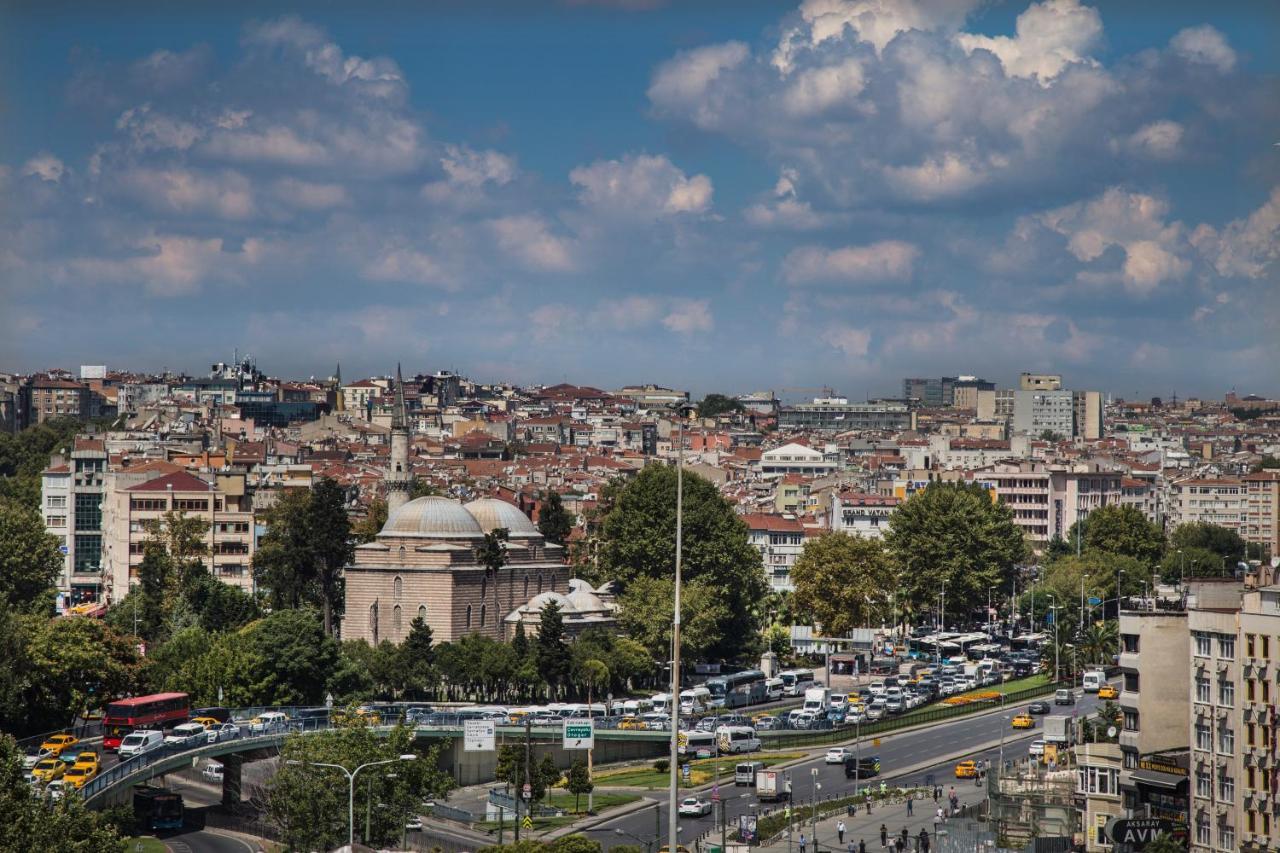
463, 720, 496, 752
522, 815, 533, 830
563, 720, 594, 750
682, 764, 691, 781
1088, 596, 1102, 606
522, 783, 532, 800
58, 544, 69, 555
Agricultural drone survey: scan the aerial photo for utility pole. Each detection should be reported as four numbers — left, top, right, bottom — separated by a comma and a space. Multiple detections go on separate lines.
810, 768, 819, 853
668, 411, 685, 853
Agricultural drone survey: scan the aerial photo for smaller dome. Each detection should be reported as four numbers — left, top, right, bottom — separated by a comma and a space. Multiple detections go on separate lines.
566, 588, 606, 614
464, 498, 541, 538
381, 496, 485, 539
527, 591, 573, 613
568, 578, 592, 594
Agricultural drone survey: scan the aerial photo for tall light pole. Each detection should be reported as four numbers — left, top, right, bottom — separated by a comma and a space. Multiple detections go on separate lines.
1046, 594, 1058, 682
287, 755, 416, 848
668, 406, 687, 853
810, 767, 821, 853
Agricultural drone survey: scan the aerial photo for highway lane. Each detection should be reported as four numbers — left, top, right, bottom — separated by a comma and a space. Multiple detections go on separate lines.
580, 690, 1102, 849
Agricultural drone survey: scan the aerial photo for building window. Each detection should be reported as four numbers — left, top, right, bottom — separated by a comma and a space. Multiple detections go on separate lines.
1196, 676, 1210, 703
1196, 774, 1211, 798
1194, 633, 1211, 657
465, 604, 472, 629
1247, 634, 1256, 658
1195, 819, 1211, 846
392, 605, 402, 635
418, 604, 427, 622
1219, 636, 1235, 659
73, 534, 101, 572
523, 574, 530, 597
1196, 723, 1211, 751
1263, 636, 1271, 659
1219, 680, 1234, 706
398, 546, 406, 562
537, 574, 543, 594
1218, 727, 1234, 755
74, 492, 102, 531
1123, 711, 1139, 732
481, 578, 487, 600
1247, 679, 1256, 702
479, 604, 487, 627
1219, 825, 1234, 851
393, 576, 403, 600
1122, 633, 1139, 654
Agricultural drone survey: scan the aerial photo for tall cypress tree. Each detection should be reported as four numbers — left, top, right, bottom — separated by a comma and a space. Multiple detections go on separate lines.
536, 601, 571, 697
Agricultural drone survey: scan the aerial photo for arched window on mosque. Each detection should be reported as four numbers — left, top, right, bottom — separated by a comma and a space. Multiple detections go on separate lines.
480, 604, 487, 627
465, 604, 472, 629
392, 605, 402, 636
537, 574, 543, 594
418, 604, 427, 622
398, 546, 406, 562
393, 575, 403, 600
481, 577, 487, 600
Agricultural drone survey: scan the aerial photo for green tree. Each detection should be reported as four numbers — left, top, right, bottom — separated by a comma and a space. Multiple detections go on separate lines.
494, 746, 559, 804
21, 614, 141, 727
537, 491, 575, 545
536, 601, 572, 697
1159, 545, 1226, 582
0, 733, 127, 851
1141, 833, 1184, 853
565, 758, 593, 812
790, 533, 895, 635
1080, 621, 1118, 668
247, 609, 341, 706
476, 527, 510, 639
763, 622, 791, 658
310, 477, 353, 636
411, 480, 442, 499
1168, 522, 1245, 562
180, 565, 260, 632
883, 482, 1027, 623
1064, 505, 1165, 566
596, 466, 767, 661
1038, 553, 1147, 609
0, 418, 100, 507
0, 498, 63, 612
616, 575, 729, 662
352, 498, 388, 544
399, 615, 437, 699
266, 725, 453, 849
695, 394, 744, 419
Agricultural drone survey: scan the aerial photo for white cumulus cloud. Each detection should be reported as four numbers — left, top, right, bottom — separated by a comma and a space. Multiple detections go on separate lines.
784, 240, 919, 284
1170, 25, 1236, 73
22, 153, 66, 183
955, 0, 1102, 83
489, 215, 575, 272
570, 154, 713, 218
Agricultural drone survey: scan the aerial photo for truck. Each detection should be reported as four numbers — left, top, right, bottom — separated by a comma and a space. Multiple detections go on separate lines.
1044, 715, 1077, 746
802, 686, 831, 713
755, 769, 787, 802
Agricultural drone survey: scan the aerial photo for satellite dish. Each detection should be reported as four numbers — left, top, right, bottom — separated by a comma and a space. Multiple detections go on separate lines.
1271, 557, 1279, 569
1107, 726, 1117, 738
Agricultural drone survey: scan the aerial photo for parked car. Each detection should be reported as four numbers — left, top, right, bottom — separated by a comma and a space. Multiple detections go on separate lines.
246, 712, 290, 733
754, 715, 784, 731
825, 747, 852, 764
865, 700, 887, 721
206, 722, 241, 743
695, 717, 720, 733
678, 797, 712, 817
202, 761, 224, 783
406, 817, 424, 832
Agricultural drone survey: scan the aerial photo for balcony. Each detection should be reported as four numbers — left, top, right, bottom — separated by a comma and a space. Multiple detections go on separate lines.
1119, 729, 1141, 750
1119, 691, 1140, 712
1119, 651, 1140, 672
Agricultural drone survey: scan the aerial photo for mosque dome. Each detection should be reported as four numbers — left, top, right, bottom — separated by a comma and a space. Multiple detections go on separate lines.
463, 498, 541, 538
527, 591, 573, 612
380, 496, 486, 539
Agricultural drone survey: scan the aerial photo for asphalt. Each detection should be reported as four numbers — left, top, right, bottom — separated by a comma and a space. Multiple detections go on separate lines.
572, 691, 1101, 851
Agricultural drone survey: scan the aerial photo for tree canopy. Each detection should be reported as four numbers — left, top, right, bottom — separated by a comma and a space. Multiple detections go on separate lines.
595, 465, 767, 661
1064, 505, 1165, 567
790, 533, 895, 635
537, 491, 575, 545
883, 482, 1027, 622
696, 393, 744, 419
1168, 522, 1245, 562
0, 498, 63, 613
0, 734, 127, 851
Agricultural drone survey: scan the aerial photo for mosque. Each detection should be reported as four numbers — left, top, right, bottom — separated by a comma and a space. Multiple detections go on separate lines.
340, 369, 616, 645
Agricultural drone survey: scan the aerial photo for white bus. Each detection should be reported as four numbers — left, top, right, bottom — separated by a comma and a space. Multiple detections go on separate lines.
780, 669, 816, 697
678, 730, 718, 759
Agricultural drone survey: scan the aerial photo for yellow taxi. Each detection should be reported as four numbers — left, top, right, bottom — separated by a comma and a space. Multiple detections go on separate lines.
62, 763, 98, 790
40, 733, 80, 757
71, 752, 100, 774
1097, 685, 1118, 700
191, 716, 222, 728
1011, 714, 1035, 729
31, 759, 66, 783
954, 760, 978, 779
619, 717, 647, 731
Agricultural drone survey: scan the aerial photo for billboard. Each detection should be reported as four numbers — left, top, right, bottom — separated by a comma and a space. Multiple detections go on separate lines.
463, 719, 496, 752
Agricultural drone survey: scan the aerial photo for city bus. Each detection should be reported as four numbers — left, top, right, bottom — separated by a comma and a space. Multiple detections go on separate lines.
133, 786, 184, 831
705, 670, 768, 709
103, 693, 190, 751
779, 669, 816, 697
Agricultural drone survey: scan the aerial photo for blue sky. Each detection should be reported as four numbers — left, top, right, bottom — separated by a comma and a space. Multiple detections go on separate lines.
2, 0, 1277, 399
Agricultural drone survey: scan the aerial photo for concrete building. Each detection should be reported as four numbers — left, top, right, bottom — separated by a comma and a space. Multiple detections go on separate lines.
25, 377, 93, 425
41, 438, 108, 602
614, 384, 688, 410
759, 442, 839, 478
1168, 478, 1247, 535
985, 461, 1124, 547
101, 470, 256, 599
1243, 471, 1280, 561
1013, 389, 1076, 438
829, 490, 900, 540
342, 496, 571, 645
1076, 742, 1125, 852
1117, 608, 1191, 835
1020, 373, 1063, 391
742, 513, 807, 592
777, 398, 914, 431
1074, 390, 1104, 441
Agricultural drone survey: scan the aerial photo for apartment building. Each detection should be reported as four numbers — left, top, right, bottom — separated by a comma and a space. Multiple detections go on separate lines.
829, 490, 899, 540
1074, 390, 1104, 441
1117, 609, 1190, 834
777, 399, 914, 431
1119, 477, 1163, 527
101, 470, 256, 600
1013, 389, 1076, 438
41, 438, 109, 602
1020, 373, 1063, 391
742, 513, 807, 592
759, 442, 839, 478
1076, 742, 1125, 852
25, 377, 93, 425
984, 461, 1123, 547
1243, 471, 1279, 560
1169, 478, 1247, 534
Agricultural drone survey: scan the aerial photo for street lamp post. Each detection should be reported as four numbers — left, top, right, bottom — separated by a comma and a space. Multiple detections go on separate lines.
1080, 574, 1089, 680
1046, 595, 1058, 683
287, 755, 416, 849
668, 406, 688, 853
810, 768, 821, 853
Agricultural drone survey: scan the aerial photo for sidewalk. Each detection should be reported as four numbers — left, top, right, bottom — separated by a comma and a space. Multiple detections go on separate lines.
757, 783, 988, 853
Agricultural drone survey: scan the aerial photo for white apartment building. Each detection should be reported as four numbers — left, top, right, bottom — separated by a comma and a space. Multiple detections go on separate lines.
41, 438, 109, 603
1013, 389, 1075, 438
829, 490, 899, 540
1168, 478, 1247, 534
984, 461, 1124, 547
759, 442, 839, 479
741, 513, 807, 592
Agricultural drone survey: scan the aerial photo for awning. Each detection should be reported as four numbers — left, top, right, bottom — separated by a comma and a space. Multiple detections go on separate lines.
1130, 768, 1187, 790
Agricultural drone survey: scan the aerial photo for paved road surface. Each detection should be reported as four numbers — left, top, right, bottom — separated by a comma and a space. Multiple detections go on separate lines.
580, 691, 1101, 850
155, 828, 258, 853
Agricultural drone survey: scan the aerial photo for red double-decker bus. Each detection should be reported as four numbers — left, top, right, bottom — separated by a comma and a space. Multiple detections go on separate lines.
103, 693, 190, 751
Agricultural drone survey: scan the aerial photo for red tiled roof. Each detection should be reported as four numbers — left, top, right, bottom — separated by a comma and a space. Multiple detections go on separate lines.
741, 512, 806, 533
127, 471, 213, 493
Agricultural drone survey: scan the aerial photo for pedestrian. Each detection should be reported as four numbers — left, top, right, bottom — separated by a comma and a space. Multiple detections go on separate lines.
918, 829, 931, 853
859, 840, 866, 853
838, 819, 846, 844
847, 841, 854, 853
948, 785, 955, 800
799, 832, 807, 853
906, 796, 913, 816
932, 786, 939, 803
894, 838, 904, 853
935, 806, 944, 825
880, 824, 888, 847
866, 796, 872, 815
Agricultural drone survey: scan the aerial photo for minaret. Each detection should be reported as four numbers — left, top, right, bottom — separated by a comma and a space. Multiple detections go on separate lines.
333, 363, 345, 412
386, 364, 413, 514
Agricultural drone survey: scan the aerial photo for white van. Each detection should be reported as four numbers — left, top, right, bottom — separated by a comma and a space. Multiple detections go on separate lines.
735, 761, 764, 786
680, 687, 712, 714
164, 722, 207, 747
765, 678, 785, 701
716, 726, 761, 755
1082, 670, 1106, 693
651, 693, 672, 714
118, 730, 164, 759
622, 699, 654, 717
678, 730, 718, 759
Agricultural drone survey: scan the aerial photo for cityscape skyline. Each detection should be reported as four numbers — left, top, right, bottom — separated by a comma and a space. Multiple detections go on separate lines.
4, 0, 1278, 396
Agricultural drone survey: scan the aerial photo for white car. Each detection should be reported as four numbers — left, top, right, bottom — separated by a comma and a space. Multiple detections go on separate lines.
206, 722, 241, 743
22, 747, 52, 770
164, 723, 207, 747
406, 817, 424, 832
679, 797, 713, 817
44, 780, 66, 801
866, 701, 886, 721
825, 747, 852, 764
202, 761, 224, 782
1028, 740, 1046, 758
